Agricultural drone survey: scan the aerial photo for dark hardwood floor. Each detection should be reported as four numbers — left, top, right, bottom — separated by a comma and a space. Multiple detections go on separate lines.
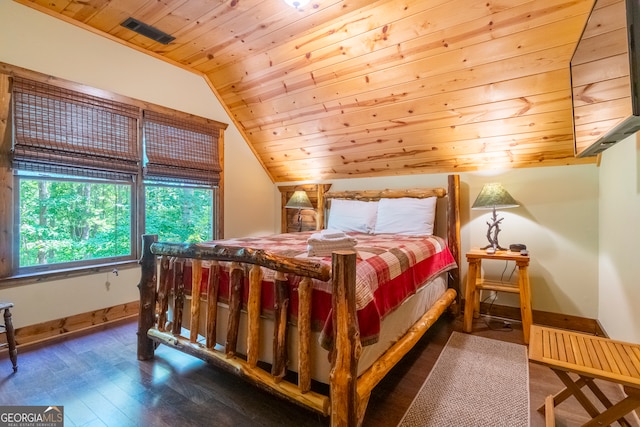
0, 315, 637, 426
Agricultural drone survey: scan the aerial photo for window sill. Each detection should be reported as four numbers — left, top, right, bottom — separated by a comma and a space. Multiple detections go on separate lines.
0, 260, 139, 288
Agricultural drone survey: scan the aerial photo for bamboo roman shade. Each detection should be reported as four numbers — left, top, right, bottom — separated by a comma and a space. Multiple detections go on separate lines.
143, 110, 221, 186
11, 77, 140, 180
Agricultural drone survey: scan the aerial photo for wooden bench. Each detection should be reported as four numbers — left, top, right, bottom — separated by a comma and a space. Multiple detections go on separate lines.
529, 324, 640, 427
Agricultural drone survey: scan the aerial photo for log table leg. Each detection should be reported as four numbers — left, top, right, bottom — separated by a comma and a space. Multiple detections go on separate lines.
2, 305, 17, 372
463, 258, 479, 333
516, 259, 532, 344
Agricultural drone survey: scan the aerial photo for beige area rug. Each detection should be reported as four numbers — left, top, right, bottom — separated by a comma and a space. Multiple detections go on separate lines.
398, 332, 530, 427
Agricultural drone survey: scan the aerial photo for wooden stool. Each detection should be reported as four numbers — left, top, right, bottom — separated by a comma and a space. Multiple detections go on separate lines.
529, 324, 640, 427
0, 302, 17, 372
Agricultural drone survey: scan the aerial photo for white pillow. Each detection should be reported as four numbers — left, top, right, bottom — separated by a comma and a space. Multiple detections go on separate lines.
373, 197, 437, 235
327, 199, 378, 233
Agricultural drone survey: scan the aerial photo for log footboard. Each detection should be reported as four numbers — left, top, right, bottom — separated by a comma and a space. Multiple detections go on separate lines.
137, 234, 359, 422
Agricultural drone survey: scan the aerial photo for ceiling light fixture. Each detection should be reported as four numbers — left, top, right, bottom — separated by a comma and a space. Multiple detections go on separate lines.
284, 0, 310, 8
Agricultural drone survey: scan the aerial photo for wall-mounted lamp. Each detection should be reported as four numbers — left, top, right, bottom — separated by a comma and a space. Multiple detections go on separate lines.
284, 0, 310, 8
471, 183, 519, 251
285, 190, 314, 232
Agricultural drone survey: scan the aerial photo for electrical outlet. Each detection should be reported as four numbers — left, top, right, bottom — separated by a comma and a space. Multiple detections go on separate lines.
490, 290, 497, 300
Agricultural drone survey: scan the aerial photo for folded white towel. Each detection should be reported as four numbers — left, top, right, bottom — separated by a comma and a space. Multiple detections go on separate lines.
307, 232, 358, 257
307, 233, 358, 245
307, 242, 358, 257
320, 229, 346, 239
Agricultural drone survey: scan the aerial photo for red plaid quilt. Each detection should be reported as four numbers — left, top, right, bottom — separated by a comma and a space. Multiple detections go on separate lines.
180, 231, 457, 349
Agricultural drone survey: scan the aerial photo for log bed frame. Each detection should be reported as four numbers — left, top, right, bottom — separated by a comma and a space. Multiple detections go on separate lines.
137, 174, 461, 427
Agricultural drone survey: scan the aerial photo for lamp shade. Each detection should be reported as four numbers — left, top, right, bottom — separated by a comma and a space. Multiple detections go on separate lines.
471, 183, 519, 210
285, 190, 313, 209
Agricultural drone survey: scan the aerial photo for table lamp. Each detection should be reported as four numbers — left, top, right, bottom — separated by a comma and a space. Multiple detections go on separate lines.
285, 190, 314, 231
471, 183, 519, 251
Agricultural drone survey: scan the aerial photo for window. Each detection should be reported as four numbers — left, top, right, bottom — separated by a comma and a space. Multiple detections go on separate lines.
145, 184, 213, 242
1, 73, 227, 279
9, 77, 139, 274
17, 174, 133, 270
142, 110, 222, 243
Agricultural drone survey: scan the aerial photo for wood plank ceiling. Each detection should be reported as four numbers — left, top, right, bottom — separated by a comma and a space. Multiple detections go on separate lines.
16, 0, 598, 182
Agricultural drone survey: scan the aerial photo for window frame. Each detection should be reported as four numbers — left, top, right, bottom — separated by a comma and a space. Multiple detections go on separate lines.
0, 66, 227, 284
13, 172, 137, 275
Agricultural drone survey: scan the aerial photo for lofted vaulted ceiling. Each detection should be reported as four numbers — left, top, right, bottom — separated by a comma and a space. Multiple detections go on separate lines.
16, 0, 598, 182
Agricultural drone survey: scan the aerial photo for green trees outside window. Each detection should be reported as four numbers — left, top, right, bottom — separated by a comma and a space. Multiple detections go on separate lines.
19, 177, 132, 268
145, 185, 213, 243
18, 178, 214, 270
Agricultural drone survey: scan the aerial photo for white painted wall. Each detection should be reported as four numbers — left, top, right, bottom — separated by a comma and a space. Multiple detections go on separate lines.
598, 133, 640, 342
464, 166, 600, 318
0, 1, 277, 327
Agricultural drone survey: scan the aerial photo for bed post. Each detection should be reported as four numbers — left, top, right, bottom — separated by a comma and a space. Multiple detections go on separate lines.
138, 234, 158, 361
447, 174, 461, 305
330, 250, 360, 427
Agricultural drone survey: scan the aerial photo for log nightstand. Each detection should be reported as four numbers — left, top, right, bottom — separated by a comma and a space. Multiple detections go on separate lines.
463, 249, 532, 344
